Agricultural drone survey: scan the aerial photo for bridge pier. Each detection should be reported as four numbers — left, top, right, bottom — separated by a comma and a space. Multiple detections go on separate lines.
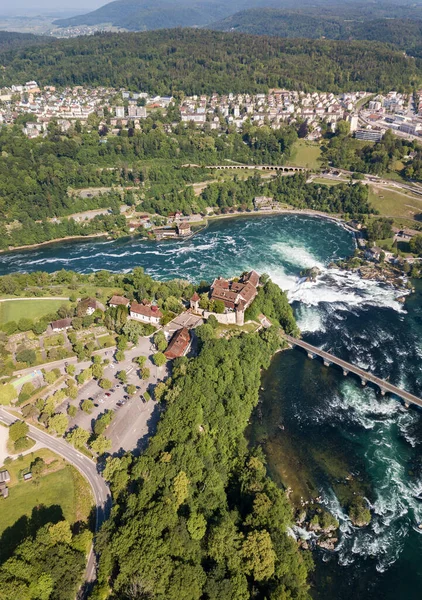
380, 388, 386, 396
307, 352, 315, 360
361, 379, 367, 386
343, 369, 349, 377
323, 360, 331, 368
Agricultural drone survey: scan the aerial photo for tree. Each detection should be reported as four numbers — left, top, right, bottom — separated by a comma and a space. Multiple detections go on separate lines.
141, 367, 151, 380
81, 399, 94, 413
123, 320, 146, 344
173, 471, 189, 508
48, 413, 69, 436
410, 234, 422, 255
241, 530, 276, 581
31, 456, 46, 477
49, 521, 73, 545
117, 370, 128, 384
9, 420, 29, 443
154, 381, 167, 402
90, 434, 112, 455
99, 378, 112, 390
66, 427, 90, 448
94, 411, 114, 435
115, 350, 125, 362
92, 363, 104, 380
16, 349, 36, 366
153, 352, 167, 367
126, 384, 136, 396
207, 314, 219, 329
68, 405, 77, 418
135, 355, 147, 367
187, 513, 207, 540
154, 330, 167, 352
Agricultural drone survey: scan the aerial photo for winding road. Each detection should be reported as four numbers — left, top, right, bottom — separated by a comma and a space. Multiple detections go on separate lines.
0, 407, 111, 583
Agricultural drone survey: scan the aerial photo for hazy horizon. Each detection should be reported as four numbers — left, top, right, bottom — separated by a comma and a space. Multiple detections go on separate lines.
0, 0, 105, 17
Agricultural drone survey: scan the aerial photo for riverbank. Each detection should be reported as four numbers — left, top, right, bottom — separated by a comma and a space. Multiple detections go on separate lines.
0, 206, 359, 255
0, 232, 109, 254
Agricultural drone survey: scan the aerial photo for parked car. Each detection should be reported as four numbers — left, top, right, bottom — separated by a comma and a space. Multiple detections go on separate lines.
105, 392, 111, 397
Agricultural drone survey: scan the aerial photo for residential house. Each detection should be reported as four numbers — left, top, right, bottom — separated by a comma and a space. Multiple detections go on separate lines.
51, 318, 72, 332
130, 301, 163, 326
109, 295, 130, 308
77, 298, 104, 317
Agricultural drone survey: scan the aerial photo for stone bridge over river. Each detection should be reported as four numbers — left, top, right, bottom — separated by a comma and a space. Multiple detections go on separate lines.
284, 335, 422, 409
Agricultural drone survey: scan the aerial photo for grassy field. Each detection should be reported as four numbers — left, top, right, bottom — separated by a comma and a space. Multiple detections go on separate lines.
287, 140, 321, 170
0, 299, 68, 325
312, 178, 344, 187
368, 185, 422, 219
0, 449, 93, 536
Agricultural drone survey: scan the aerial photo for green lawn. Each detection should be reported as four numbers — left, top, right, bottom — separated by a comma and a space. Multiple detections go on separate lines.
0, 449, 93, 536
287, 140, 322, 170
368, 185, 422, 219
0, 299, 68, 325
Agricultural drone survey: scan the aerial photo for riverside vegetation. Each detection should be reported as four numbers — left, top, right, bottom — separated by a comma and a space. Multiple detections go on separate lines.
0, 268, 314, 599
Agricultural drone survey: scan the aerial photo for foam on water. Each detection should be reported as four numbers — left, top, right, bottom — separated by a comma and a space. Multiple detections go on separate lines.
271, 241, 325, 270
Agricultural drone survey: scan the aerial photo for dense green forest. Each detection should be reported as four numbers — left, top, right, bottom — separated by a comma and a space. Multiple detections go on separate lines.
94, 320, 311, 599
0, 31, 48, 52
209, 9, 422, 57
0, 29, 419, 93
0, 520, 87, 599
0, 120, 297, 220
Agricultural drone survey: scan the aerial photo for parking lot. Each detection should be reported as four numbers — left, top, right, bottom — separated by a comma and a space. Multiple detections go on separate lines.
62, 336, 167, 454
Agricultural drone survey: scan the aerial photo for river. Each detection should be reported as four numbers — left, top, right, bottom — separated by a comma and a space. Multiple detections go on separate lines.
1, 214, 421, 599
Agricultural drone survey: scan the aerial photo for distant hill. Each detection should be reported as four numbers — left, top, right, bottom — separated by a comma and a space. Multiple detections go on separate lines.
0, 31, 48, 52
208, 7, 422, 56
53, 0, 238, 30
52, 0, 367, 31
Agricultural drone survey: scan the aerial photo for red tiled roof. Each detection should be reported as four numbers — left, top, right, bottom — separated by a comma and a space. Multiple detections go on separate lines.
130, 302, 163, 319
165, 328, 191, 360
191, 292, 200, 301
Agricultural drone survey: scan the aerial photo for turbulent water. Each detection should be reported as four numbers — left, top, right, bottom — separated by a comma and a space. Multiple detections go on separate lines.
1, 214, 422, 598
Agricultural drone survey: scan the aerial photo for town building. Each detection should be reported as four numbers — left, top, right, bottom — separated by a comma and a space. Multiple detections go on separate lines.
177, 222, 191, 236
164, 327, 191, 359
77, 298, 104, 316
130, 301, 163, 325
109, 295, 130, 308
50, 318, 73, 332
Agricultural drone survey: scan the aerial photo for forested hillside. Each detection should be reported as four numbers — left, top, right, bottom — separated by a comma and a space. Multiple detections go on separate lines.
95, 323, 312, 599
0, 29, 420, 93
209, 9, 422, 57
0, 31, 48, 52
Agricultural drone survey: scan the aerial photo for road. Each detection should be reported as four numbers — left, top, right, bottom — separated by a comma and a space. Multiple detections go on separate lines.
0, 407, 110, 583
0, 297, 70, 302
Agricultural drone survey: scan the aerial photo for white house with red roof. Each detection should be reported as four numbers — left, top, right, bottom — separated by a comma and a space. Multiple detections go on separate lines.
130, 301, 163, 326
